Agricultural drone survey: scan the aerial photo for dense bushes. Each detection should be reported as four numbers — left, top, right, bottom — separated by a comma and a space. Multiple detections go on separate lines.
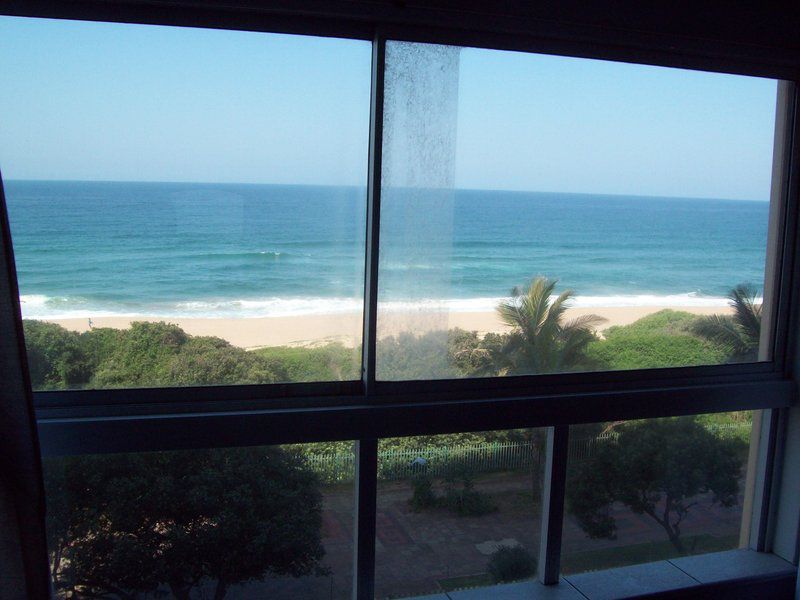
22, 309, 737, 391
487, 546, 537, 583
46, 446, 326, 599
586, 310, 727, 370
408, 469, 498, 517
22, 320, 353, 390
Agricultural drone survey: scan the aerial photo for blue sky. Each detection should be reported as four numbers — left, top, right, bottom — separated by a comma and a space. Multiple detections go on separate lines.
0, 16, 778, 200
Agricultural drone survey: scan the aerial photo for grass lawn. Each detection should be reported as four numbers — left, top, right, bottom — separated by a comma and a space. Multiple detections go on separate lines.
437, 573, 494, 592
561, 534, 740, 574
434, 534, 739, 595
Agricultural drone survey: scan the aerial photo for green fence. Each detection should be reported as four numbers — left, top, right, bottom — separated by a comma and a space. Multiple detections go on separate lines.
304, 421, 752, 484
305, 441, 540, 484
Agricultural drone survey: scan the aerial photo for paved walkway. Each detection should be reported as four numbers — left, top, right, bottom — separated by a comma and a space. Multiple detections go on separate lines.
228, 472, 743, 599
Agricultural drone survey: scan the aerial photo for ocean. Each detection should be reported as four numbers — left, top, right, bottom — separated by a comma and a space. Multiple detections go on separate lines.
4, 180, 768, 319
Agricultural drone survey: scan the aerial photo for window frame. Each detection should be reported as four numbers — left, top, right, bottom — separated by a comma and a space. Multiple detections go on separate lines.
2, 3, 799, 598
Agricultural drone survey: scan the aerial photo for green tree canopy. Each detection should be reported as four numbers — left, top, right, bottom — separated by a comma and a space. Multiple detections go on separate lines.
46, 446, 326, 600
566, 417, 743, 553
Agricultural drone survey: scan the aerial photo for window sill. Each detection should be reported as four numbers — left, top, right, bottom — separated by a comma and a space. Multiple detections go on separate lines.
402, 550, 795, 600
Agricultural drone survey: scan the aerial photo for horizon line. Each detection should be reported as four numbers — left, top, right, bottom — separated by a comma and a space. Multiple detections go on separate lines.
3, 178, 770, 203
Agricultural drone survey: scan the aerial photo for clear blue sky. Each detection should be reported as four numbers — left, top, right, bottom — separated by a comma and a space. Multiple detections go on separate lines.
0, 16, 778, 200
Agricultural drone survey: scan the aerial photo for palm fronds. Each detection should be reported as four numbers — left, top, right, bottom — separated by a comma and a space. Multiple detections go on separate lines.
691, 283, 762, 362
496, 277, 604, 375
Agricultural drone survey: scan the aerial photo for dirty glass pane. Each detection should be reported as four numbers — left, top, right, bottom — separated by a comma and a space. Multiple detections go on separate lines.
374, 429, 545, 597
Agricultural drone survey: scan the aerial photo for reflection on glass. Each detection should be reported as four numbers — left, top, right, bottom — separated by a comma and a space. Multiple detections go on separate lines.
374, 429, 544, 598
562, 412, 752, 574
376, 40, 777, 380
44, 442, 355, 599
0, 17, 370, 389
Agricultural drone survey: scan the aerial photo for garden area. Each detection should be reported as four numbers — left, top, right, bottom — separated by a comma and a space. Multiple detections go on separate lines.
29, 278, 761, 598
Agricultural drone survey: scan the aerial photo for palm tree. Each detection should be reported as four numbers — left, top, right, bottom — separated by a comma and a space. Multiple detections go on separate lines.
691, 283, 762, 362
494, 277, 606, 375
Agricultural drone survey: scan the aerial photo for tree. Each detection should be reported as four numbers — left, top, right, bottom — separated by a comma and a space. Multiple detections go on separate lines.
46, 446, 326, 599
494, 277, 606, 375
23, 320, 95, 389
90, 321, 279, 387
691, 283, 762, 362
566, 417, 742, 553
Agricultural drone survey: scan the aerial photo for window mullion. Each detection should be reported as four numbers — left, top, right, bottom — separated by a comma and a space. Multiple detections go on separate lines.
353, 438, 378, 600
353, 32, 385, 600
538, 425, 569, 585
361, 34, 386, 395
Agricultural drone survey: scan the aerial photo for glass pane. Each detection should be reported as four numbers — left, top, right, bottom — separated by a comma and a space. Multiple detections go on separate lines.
44, 442, 355, 599
375, 429, 545, 597
0, 17, 371, 389
377, 40, 779, 380
562, 412, 753, 574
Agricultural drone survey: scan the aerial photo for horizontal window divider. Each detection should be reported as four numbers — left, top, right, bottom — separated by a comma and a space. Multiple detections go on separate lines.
32, 361, 782, 412
372, 362, 780, 398
3, 2, 798, 80
36, 379, 795, 456
33, 379, 364, 410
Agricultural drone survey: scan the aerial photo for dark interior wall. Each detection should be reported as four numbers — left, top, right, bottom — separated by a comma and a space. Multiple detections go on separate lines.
0, 180, 49, 598
3, 1, 799, 72
0, 2, 798, 599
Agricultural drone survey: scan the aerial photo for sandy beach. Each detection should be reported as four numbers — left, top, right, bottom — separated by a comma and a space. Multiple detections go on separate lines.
45, 305, 733, 350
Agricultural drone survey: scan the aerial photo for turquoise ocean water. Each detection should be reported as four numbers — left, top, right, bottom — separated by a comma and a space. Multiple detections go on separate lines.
4, 180, 768, 319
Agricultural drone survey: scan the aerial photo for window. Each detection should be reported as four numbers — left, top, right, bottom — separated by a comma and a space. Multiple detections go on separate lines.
0, 7, 796, 600
1, 18, 371, 390
44, 442, 356, 599
377, 41, 778, 380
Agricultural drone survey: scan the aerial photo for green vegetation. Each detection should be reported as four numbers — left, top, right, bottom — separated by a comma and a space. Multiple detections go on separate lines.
20, 289, 753, 390
24, 279, 760, 596
586, 310, 727, 369
46, 446, 325, 600
493, 277, 606, 375
561, 534, 739, 575
487, 545, 537, 583
255, 344, 359, 382
692, 283, 762, 362
437, 573, 494, 592
566, 416, 744, 553
408, 468, 498, 517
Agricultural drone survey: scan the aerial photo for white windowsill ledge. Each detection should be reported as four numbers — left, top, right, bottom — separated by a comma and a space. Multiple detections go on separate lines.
402, 549, 795, 600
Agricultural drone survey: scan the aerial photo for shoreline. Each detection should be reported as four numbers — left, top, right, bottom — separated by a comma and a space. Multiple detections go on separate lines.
40, 305, 734, 350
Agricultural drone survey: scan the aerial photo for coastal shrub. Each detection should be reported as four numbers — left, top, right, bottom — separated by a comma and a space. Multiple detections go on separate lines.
409, 472, 437, 511
91, 321, 190, 387
587, 310, 727, 370
442, 469, 497, 517
487, 545, 537, 583
23, 320, 94, 389
256, 343, 359, 382
163, 337, 277, 385
376, 330, 459, 380
447, 329, 506, 377
79, 327, 123, 372
605, 309, 698, 336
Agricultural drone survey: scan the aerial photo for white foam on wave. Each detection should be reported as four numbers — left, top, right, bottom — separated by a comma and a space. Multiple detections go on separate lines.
569, 293, 740, 308
17, 292, 743, 320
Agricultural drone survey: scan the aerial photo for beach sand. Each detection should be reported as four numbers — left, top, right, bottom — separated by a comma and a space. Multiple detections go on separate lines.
46, 305, 733, 350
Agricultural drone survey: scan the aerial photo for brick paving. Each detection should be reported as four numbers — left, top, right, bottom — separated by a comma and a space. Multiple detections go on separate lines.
227, 472, 743, 599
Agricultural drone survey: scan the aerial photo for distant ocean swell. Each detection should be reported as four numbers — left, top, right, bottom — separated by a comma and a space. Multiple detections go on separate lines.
6, 181, 770, 320
19, 292, 740, 320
